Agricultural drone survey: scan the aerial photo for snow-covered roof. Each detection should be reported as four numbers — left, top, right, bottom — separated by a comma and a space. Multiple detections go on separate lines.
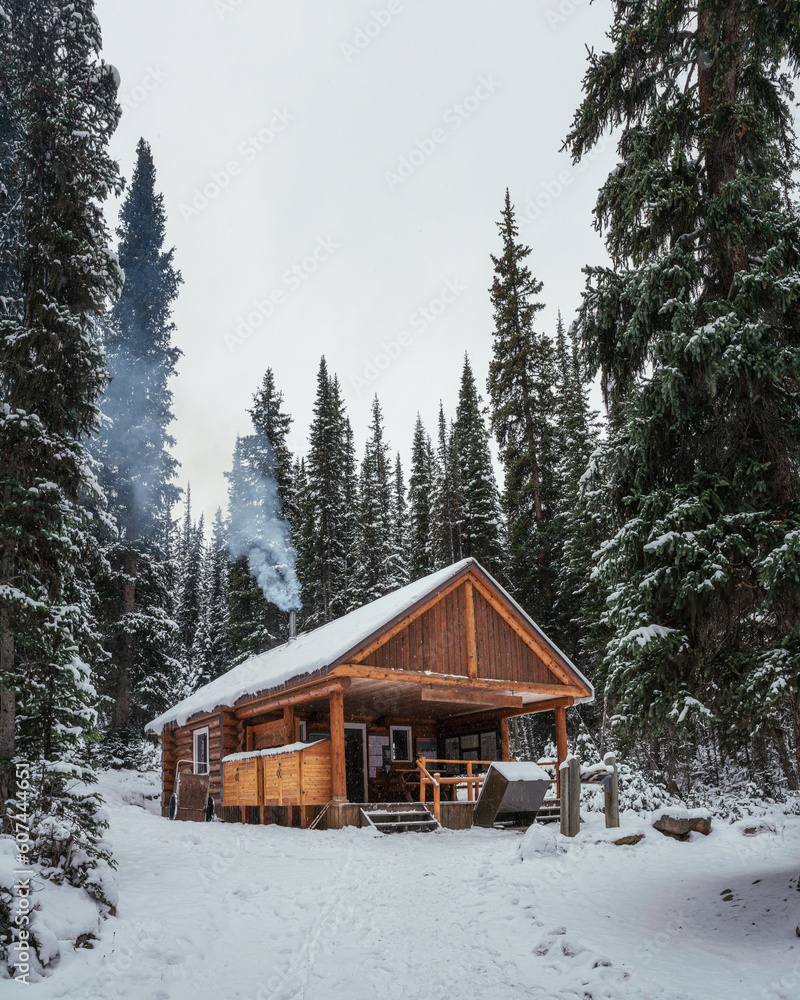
146, 558, 593, 735
221, 739, 329, 763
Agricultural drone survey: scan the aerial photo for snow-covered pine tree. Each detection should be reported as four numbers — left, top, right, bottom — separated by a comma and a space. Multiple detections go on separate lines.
487, 189, 558, 629
391, 454, 410, 588
339, 413, 360, 615
565, 1, 800, 775
297, 359, 349, 627
173, 488, 205, 689
246, 367, 297, 642
407, 415, 436, 580
453, 354, 505, 577
353, 396, 397, 603
93, 138, 182, 737
430, 403, 462, 568
0, 0, 121, 909
550, 313, 605, 659
224, 440, 277, 664
192, 507, 231, 686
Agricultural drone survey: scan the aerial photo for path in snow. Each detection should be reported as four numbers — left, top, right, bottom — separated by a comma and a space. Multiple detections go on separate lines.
13, 771, 800, 1000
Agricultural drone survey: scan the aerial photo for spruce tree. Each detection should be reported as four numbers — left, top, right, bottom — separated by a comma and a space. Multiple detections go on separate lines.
297, 359, 349, 627
191, 507, 231, 685
487, 190, 558, 627
565, 1, 800, 774
225, 439, 278, 663
407, 415, 435, 580
0, 0, 121, 905
173, 490, 205, 690
430, 403, 462, 568
353, 396, 397, 603
391, 454, 410, 587
94, 138, 182, 735
453, 355, 505, 576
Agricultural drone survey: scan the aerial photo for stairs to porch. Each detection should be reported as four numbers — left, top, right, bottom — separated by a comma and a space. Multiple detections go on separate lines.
534, 797, 561, 824
360, 802, 440, 834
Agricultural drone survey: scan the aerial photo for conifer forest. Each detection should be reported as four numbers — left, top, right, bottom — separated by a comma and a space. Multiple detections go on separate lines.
1, 2, 800, 996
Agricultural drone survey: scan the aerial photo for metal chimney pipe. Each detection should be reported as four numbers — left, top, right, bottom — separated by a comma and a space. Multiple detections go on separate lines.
289, 610, 297, 641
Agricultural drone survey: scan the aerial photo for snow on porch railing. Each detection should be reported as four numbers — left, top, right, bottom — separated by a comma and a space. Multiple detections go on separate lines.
417, 757, 501, 824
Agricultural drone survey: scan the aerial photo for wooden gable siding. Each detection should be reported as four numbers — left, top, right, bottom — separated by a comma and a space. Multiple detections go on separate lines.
362, 576, 563, 687
369, 584, 469, 675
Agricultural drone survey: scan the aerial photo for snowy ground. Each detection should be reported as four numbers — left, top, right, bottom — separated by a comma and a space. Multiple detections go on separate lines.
9, 771, 800, 999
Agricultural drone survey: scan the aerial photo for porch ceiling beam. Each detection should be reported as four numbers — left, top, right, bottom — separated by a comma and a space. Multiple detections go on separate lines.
420, 686, 523, 708
335, 663, 585, 700
234, 678, 352, 720
437, 697, 576, 733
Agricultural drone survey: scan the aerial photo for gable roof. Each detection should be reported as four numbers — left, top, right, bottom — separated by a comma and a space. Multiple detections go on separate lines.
146, 558, 593, 735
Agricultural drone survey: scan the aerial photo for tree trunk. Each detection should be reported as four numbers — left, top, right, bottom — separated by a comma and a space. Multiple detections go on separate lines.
792, 696, 800, 790
773, 723, 799, 792
111, 550, 138, 732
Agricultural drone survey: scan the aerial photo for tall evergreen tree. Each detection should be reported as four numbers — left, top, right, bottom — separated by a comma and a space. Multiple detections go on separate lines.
192, 507, 231, 686
391, 453, 410, 587
551, 313, 604, 658
453, 354, 505, 576
173, 489, 205, 690
408, 415, 435, 580
0, 0, 121, 904
225, 439, 279, 663
430, 403, 462, 568
353, 396, 397, 603
487, 190, 558, 628
297, 359, 350, 628
565, 1, 800, 774
94, 138, 182, 734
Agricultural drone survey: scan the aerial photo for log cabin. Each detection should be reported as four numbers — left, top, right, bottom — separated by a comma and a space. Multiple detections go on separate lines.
146, 557, 594, 830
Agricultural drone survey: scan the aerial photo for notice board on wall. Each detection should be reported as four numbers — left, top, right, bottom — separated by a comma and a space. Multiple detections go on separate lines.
368, 735, 389, 778
416, 737, 437, 762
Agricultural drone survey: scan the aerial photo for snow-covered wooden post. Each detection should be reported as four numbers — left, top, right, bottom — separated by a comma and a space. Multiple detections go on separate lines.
560, 755, 580, 837
604, 753, 620, 829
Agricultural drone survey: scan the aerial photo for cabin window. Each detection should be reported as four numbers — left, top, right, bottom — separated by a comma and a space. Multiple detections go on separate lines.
298, 721, 307, 742
193, 727, 209, 775
390, 726, 412, 763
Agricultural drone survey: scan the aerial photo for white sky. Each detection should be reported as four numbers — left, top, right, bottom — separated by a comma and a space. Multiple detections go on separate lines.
95, 0, 615, 526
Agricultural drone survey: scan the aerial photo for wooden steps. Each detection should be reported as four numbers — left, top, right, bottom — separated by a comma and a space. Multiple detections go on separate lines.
360, 802, 440, 834
534, 797, 561, 824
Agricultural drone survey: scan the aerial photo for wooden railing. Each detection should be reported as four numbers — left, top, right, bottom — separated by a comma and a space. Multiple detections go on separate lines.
417, 758, 499, 823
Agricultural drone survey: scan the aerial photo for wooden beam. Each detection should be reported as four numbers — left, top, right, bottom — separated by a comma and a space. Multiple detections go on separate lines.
334, 663, 584, 700
420, 686, 523, 709
329, 689, 346, 803
470, 575, 582, 690
437, 697, 576, 735
350, 576, 466, 664
500, 718, 510, 761
464, 579, 478, 678
555, 704, 568, 795
235, 678, 352, 720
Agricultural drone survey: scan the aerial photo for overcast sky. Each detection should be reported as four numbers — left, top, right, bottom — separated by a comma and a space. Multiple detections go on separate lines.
95, 0, 615, 526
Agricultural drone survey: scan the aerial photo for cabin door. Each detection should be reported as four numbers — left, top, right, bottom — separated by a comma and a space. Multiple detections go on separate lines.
344, 723, 367, 803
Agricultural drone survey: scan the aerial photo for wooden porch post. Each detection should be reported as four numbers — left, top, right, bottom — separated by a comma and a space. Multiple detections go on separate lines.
500, 718, 510, 761
329, 689, 347, 802
555, 705, 568, 795
464, 579, 478, 678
